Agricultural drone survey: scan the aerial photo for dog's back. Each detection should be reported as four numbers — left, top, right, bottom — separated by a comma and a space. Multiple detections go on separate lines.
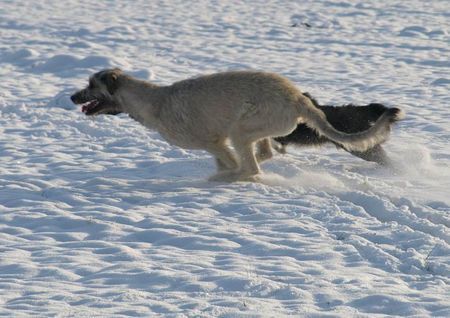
320, 103, 388, 133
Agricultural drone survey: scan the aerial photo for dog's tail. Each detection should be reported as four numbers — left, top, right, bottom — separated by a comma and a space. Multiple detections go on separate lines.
295, 94, 404, 152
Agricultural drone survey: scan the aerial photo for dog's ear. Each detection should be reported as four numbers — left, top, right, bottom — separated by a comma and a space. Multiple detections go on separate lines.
101, 68, 122, 95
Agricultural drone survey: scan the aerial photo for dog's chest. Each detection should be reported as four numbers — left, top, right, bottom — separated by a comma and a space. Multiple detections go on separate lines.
157, 127, 200, 149
130, 113, 195, 148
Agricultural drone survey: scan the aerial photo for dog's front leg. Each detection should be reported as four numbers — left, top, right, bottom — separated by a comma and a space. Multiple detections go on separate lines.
205, 140, 239, 174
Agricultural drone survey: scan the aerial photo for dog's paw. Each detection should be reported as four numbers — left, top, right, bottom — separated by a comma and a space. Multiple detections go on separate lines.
208, 171, 235, 182
208, 171, 261, 183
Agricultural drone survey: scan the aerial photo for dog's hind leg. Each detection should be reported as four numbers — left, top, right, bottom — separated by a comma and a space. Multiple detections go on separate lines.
230, 136, 261, 181
255, 138, 274, 163
209, 136, 260, 182
206, 139, 239, 173
271, 139, 287, 154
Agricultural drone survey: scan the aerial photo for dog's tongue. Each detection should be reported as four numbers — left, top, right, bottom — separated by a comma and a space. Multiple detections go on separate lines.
81, 100, 98, 113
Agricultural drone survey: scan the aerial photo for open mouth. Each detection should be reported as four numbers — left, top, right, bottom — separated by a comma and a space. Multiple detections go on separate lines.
81, 99, 101, 115
79, 99, 122, 116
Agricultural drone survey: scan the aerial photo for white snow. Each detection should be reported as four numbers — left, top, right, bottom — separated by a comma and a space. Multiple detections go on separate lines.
1, 0, 449, 317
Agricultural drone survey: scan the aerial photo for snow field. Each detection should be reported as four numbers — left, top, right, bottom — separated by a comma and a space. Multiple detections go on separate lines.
1, 0, 449, 316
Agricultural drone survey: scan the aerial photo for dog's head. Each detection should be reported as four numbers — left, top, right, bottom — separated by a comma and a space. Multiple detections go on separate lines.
71, 68, 124, 116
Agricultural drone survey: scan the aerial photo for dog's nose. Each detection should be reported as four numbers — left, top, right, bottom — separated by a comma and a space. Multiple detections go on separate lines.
70, 94, 78, 103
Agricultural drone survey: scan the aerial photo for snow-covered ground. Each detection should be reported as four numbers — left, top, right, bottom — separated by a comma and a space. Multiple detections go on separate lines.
1, 0, 449, 316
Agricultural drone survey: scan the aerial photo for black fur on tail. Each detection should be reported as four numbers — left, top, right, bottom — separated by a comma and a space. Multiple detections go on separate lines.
274, 93, 402, 165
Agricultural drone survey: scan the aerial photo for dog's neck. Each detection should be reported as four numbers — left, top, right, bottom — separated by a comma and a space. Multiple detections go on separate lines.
115, 76, 165, 128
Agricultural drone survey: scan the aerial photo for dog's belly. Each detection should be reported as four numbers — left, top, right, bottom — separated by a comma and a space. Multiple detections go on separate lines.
157, 127, 218, 150
156, 109, 231, 150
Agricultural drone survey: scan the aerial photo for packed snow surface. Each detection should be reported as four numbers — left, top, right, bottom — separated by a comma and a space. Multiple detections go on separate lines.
0, 0, 449, 317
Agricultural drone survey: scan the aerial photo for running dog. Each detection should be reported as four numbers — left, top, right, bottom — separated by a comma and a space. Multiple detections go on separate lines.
71, 69, 403, 182
273, 93, 402, 166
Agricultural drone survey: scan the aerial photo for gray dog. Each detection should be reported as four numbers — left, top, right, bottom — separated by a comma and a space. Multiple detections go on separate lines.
71, 69, 403, 182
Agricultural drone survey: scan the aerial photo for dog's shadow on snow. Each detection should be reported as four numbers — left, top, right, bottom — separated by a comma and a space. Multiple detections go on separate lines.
78, 155, 339, 203
76, 155, 319, 208
77, 158, 225, 203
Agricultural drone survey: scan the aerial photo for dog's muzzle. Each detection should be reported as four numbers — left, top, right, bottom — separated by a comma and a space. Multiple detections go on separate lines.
71, 90, 121, 116
70, 91, 88, 104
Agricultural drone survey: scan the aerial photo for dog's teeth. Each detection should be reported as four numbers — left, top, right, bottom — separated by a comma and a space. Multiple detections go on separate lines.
80, 100, 98, 113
